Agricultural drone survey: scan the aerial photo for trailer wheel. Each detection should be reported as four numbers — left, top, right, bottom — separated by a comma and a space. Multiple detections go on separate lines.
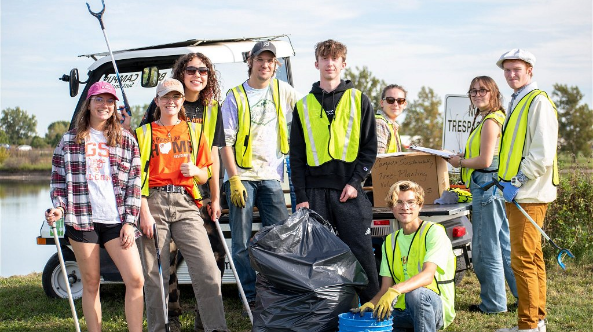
42, 250, 83, 299
455, 253, 467, 285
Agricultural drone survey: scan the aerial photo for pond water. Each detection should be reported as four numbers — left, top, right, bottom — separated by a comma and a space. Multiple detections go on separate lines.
0, 179, 56, 277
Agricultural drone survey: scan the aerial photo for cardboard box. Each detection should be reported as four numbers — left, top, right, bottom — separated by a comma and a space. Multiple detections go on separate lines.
371, 152, 449, 207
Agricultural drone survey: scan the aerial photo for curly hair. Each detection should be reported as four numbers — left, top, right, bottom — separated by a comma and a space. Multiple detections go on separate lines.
171, 53, 221, 104
74, 97, 122, 146
385, 180, 425, 208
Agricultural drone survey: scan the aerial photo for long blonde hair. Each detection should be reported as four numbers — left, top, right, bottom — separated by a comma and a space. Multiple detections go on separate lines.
74, 97, 122, 146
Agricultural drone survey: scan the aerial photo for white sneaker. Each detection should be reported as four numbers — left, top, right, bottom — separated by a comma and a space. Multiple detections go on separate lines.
495, 326, 537, 332
495, 320, 545, 332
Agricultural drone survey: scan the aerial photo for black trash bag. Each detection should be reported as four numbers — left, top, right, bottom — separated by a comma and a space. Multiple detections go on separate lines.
249, 208, 369, 332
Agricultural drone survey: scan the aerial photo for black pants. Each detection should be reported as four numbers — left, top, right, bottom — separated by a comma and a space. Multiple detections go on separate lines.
306, 187, 380, 303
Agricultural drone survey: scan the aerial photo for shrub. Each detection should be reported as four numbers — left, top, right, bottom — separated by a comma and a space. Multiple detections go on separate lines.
0, 147, 9, 164
545, 164, 593, 263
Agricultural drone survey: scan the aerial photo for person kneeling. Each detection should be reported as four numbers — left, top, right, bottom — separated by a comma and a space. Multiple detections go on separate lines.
354, 180, 456, 332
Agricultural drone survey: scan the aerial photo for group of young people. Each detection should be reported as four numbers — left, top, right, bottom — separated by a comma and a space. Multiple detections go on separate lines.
44, 39, 557, 332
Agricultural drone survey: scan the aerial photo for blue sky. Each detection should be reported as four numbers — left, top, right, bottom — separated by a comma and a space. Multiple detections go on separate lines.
1, 0, 591, 136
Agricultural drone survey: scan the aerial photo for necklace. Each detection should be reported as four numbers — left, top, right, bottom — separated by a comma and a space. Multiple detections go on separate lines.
157, 119, 180, 138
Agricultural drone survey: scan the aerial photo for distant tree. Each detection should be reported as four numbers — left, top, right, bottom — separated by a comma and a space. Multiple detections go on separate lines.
552, 84, 593, 157
0, 130, 8, 144
30, 135, 49, 148
45, 121, 70, 147
0, 107, 37, 145
130, 104, 150, 129
402, 87, 443, 149
343, 66, 387, 110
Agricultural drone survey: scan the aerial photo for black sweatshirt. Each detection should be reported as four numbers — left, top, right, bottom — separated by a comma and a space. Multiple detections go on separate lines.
290, 79, 377, 204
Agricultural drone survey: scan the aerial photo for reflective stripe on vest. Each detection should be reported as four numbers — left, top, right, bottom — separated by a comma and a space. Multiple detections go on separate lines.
135, 122, 203, 200
461, 110, 505, 185
229, 79, 289, 169
296, 89, 362, 166
203, 100, 219, 150
498, 90, 559, 185
375, 113, 401, 153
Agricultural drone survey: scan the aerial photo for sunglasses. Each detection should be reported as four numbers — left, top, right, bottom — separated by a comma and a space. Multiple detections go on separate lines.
383, 97, 406, 105
184, 66, 209, 76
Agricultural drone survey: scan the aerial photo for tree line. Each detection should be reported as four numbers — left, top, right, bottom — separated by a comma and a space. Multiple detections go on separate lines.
1, 69, 592, 156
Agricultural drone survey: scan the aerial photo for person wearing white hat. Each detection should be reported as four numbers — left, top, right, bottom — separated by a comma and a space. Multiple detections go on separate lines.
495, 50, 559, 332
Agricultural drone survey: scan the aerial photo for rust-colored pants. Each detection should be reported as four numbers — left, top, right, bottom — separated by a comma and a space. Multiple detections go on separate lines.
506, 202, 548, 330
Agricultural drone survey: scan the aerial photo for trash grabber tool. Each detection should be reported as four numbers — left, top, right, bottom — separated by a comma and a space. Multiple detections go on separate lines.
213, 218, 253, 325
49, 221, 81, 332
509, 200, 574, 270
482, 178, 575, 270
86, 0, 131, 118
153, 224, 170, 332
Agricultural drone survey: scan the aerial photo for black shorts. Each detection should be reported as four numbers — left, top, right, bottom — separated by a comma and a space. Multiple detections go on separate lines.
65, 223, 122, 248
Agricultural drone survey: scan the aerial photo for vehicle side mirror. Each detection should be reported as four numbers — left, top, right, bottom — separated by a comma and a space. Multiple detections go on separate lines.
141, 66, 159, 88
59, 68, 80, 97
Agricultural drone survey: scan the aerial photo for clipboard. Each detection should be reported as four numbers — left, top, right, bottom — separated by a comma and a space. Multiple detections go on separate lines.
409, 146, 454, 159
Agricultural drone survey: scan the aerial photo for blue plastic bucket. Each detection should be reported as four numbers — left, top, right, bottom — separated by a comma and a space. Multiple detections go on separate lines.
338, 312, 393, 332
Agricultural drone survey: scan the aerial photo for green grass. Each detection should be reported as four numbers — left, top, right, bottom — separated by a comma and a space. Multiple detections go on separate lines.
2, 263, 592, 332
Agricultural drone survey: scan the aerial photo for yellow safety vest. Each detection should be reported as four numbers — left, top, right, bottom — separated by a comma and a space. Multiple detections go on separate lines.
384, 221, 456, 329
461, 110, 505, 185
498, 90, 559, 185
295, 89, 362, 166
202, 100, 219, 150
230, 79, 289, 169
135, 122, 203, 201
375, 113, 401, 153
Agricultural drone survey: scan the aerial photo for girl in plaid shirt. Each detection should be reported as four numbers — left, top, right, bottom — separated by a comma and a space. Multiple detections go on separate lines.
45, 81, 144, 332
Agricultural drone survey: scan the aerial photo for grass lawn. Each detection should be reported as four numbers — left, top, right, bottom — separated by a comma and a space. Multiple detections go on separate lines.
1, 262, 592, 332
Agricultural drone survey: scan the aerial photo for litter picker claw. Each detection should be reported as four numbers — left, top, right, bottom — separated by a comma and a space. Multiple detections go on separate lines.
86, 0, 132, 119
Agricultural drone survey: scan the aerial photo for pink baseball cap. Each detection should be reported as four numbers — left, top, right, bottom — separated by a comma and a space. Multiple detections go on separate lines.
86, 81, 119, 100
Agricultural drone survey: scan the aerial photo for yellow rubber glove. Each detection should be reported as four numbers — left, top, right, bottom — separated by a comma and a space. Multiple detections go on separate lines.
229, 175, 247, 208
374, 288, 401, 320
350, 302, 375, 316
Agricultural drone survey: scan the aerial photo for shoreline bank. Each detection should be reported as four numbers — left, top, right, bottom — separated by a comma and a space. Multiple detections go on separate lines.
0, 170, 51, 181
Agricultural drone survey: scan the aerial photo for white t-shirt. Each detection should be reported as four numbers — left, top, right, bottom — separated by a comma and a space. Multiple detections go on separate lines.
222, 80, 300, 181
86, 128, 121, 224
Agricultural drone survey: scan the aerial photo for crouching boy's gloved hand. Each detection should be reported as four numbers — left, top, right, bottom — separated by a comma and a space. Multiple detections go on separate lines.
374, 288, 401, 320
229, 175, 247, 208
350, 302, 374, 316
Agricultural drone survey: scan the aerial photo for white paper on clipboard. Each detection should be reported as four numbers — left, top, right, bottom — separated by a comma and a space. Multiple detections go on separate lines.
409, 146, 454, 159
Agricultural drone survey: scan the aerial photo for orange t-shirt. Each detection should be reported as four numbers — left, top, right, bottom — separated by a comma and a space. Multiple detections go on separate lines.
148, 121, 212, 204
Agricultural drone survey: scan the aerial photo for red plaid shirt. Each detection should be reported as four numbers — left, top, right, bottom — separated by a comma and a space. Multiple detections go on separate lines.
50, 129, 142, 233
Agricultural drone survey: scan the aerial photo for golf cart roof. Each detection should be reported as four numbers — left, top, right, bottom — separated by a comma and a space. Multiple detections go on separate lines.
81, 35, 295, 71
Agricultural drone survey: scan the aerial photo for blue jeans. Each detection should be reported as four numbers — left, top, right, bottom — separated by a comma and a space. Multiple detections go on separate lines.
224, 179, 288, 301
470, 168, 518, 313
285, 156, 297, 213
392, 287, 443, 332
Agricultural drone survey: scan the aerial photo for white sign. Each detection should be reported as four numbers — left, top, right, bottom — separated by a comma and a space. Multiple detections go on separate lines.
442, 94, 477, 153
